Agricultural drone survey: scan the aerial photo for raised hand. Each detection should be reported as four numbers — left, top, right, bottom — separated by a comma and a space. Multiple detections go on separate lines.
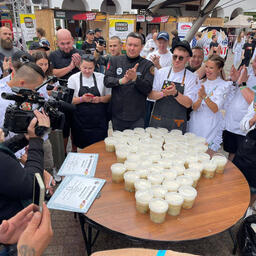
125, 63, 139, 81
198, 84, 206, 99
237, 66, 249, 85
230, 65, 243, 82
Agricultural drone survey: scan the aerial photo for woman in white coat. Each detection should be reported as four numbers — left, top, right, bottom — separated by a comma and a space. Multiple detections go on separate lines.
188, 55, 231, 151
233, 31, 245, 69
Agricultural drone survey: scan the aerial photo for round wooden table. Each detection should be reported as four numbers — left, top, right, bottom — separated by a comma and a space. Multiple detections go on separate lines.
80, 141, 250, 248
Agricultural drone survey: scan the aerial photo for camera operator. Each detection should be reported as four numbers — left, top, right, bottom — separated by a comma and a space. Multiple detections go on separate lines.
0, 109, 50, 224
93, 36, 122, 72
0, 62, 45, 161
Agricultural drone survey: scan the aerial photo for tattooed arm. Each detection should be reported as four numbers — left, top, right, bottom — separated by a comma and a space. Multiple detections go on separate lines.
17, 203, 53, 256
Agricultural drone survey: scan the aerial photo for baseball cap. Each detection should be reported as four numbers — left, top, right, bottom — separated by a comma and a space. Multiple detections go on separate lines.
87, 30, 95, 34
12, 51, 35, 63
95, 28, 102, 33
157, 32, 169, 41
29, 42, 50, 51
171, 40, 193, 57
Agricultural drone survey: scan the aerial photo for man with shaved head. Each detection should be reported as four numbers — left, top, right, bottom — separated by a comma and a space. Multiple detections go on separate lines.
49, 29, 84, 152
49, 29, 84, 82
0, 63, 45, 161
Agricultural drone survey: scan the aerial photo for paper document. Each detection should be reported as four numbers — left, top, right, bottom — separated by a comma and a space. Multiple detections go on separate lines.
57, 152, 98, 177
47, 176, 105, 213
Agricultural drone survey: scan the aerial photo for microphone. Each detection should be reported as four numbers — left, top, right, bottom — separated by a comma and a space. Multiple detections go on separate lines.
1, 92, 24, 102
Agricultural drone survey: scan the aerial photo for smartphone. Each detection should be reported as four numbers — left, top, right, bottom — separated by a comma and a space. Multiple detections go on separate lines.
33, 173, 45, 212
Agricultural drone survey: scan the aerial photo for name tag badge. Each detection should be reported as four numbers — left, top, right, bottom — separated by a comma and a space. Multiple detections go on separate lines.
116, 67, 122, 75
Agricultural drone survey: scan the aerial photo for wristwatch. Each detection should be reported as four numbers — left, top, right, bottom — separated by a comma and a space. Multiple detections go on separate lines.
173, 90, 179, 98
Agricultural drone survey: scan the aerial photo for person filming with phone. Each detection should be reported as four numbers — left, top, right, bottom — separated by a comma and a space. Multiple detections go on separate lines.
0, 109, 50, 225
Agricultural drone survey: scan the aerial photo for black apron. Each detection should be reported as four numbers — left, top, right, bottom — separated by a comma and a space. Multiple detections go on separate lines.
72, 72, 108, 148
233, 128, 256, 188
150, 68, 187, 133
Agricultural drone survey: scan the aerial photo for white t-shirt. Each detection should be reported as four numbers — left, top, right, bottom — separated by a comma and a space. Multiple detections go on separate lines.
67, 71, 111, 98
225, 74, 256, 136
240, 102, 255, 133
0, 82, 26, 159
152, 67, 198, 102
140, 39, 158, 58
147, 50, 172, 69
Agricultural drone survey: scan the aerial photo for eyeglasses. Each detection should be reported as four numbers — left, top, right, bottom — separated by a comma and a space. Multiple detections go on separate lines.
81, 54, 95, 61
172, 55, 187, 61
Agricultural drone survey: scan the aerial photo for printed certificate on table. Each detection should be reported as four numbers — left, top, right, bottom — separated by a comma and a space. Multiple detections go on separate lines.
47, 176, 105, 213
57, 152, 99, 177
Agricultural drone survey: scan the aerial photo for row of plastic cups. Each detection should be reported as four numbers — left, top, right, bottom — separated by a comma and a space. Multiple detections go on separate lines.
135, 185, 197, 223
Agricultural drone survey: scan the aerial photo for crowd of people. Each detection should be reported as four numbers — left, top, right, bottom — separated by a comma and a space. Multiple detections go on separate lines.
0, 24, 256, 255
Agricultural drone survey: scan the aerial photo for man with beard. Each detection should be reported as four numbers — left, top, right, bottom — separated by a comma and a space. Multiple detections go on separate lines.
0, 27, 22, 78
49, 29, 84, 153
0, 27, 21, 58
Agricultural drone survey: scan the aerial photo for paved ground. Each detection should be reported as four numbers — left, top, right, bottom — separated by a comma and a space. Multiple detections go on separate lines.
44, 51, 244, 256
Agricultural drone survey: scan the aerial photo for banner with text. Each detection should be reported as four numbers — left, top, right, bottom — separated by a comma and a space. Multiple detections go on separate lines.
20, 14, 36, 42
109, 18, 135, 49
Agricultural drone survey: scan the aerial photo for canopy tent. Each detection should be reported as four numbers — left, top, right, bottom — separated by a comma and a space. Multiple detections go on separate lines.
224, 14, 253, 28
148, 0, 195, 10
147, 0, 221, 42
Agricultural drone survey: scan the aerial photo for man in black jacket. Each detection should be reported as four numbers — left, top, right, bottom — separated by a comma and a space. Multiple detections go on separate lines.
0, 110, 50, 224
104, 32, 154, 131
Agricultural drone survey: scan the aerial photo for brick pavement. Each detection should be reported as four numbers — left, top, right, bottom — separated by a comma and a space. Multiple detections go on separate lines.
44, 51, 241, 256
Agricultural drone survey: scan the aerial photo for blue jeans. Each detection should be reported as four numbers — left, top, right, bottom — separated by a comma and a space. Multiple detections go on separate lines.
0, 247, 8, 256
0, 245, 17, 256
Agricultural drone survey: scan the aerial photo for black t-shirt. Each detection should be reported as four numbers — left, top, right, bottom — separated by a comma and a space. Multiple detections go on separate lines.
82, 41, 96, 54
243, 43, 254, 59
210, 42, 219, 49
49, 48, 84, 84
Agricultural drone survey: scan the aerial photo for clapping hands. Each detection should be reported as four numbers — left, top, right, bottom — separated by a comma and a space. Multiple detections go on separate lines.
230, 65, 243, 82
198, 84, 207, 99
120, 63, 139, 84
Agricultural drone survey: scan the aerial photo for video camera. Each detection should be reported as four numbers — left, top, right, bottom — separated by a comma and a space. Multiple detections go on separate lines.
98, 38, 106, 47
1, 76, 75, 134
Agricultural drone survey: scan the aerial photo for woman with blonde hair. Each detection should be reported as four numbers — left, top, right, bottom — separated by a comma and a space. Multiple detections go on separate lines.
188, 55, 231, 151
233, 31, 245, 68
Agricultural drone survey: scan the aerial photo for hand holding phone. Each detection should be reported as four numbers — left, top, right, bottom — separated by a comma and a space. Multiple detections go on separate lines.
33, 173, 45, 212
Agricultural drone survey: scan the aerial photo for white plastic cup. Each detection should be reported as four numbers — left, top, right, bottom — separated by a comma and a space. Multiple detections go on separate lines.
178, 185, 197, 209
134, 179, 151, 191
165, 192, 184, 216
135, 189, 153, 214
123, 171, 140, 192
149, 198, 169, 224
211, 153, 228, 174
203, 160, 217, 179
111, 163, 126, 183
